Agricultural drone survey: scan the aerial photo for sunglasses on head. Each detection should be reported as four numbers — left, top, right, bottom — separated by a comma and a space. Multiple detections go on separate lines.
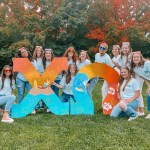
4, 69, 12, 73
99, 46, 106, 51
45, 48, 52, 51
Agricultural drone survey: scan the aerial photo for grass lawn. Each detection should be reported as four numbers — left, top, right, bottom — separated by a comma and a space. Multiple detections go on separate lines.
0, 81, 150, 150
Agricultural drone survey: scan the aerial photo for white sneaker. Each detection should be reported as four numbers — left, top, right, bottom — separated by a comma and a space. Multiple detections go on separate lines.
31, 109, 36, 115
128, 115, 138, 121
138, 112, 145, 116
145, 114, 150, 119
1, 116, 14, 123
47, 109, 50, 113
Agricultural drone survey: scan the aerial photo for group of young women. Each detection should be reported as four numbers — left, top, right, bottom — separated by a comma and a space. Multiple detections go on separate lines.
0, 42, 150, 123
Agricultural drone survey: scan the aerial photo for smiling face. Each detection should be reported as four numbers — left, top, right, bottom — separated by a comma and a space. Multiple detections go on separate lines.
121, 45, 130, 55
120, 68, 130, 80
70, 64, 77, 75
112, 46, 120, 57
36, 48, 42, 57
45, 50, 52, 61
21, 49, 28, 58
3, 66, 12, 77
99, 43, 107, 55
80, 51, 87, 61
132, 53, 141, 65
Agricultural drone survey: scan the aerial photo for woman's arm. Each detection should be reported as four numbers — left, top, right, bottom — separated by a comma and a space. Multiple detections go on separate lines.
53, 82, 64, 89
125, 90, 140, 103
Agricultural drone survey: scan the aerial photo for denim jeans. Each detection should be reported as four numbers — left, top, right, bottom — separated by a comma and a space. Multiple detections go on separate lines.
110, 100, 138, 117
146, 94, 150, 112
87, 77, 99, 98
51, 80, 60, 96
59, 92, 75, 102
0, 95, 16, 112
16, 77, 32, 103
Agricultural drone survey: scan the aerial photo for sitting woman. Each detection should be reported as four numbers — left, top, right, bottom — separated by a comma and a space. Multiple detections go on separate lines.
110, 66, 140, 121
53, 64, 77, 102
0, 65, 16, 123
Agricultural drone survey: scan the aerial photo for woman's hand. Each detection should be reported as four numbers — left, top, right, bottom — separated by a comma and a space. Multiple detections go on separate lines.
146, 87, 150, 95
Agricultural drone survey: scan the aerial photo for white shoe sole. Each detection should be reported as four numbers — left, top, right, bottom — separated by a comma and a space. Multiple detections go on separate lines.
1, 119, 14, 123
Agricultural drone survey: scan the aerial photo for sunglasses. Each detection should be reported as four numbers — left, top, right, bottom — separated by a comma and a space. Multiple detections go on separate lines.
4, 69, 12, 73
99, 46, 106, 51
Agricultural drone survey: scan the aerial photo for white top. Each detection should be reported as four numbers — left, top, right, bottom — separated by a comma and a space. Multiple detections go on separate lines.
133, 61, 150, 81
35, 58, 44, 73
120, 78, 140, 99
118, 55, 131, 68
68, 59, 74, 66
60, 76, 74, 95
46, 61, 51, 68
76, 59, 91, 70
112, 55, 120, 63
95, 53, 115, 67
0, 78, 15, 96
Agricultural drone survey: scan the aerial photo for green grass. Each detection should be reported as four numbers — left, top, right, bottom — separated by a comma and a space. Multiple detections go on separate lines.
0, 81, 150, 150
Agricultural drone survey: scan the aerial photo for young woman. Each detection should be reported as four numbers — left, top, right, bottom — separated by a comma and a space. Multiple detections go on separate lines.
53, 64, 77, 102
63, 47, 78, 65
131, 51, 150, 118
0, 65, 16, 123
118, 42, 132, 69
112, 45, 121, 73
32, 46, 44, 74
76, 50, 91, 70
110, 67, 140, 121
16, 47, 33, 104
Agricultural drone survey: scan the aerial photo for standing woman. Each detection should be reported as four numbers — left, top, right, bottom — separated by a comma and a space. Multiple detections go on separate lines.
76, 50, 91, 70
112, 45, 121, 73
32, 46, 44, 74
63, 47, 78, 65
118, 42, 132, 69
110, 67, 140, 121
16, 47, 33, 104
131, 52, 150, 118
0, 65, 16, 123
53, 64, 77, 102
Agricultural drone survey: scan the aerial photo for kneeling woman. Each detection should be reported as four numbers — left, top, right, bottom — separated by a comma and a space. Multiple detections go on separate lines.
0, 65, 16, 123
53, 64, 77, 102
110, 67, 140, 121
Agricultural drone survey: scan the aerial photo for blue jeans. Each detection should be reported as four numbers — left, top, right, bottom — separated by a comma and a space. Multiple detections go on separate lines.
0, 95, 16, 112
87, 77, 99, 98
110, 100, 138, 117
16, 77, 32, 103
147, 94, 150, 112
51, 80, 60, 96
59, 92, 75, 102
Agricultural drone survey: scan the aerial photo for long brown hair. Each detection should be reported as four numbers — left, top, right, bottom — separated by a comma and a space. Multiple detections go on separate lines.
43, 49, 54, 69
66, 64, 77, 84
118, 66, 131, 92
32, 46, 44, 61
0, 65, 13, 90
63, 47, 78, 63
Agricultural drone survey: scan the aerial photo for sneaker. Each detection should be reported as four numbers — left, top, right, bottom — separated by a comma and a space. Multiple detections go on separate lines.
1, 115, 14, 123
145, 114, 150, 119
47, 109, 51, 113
128, 115, 138, 121
138, 112, 145, 116
31, 109, 36, 115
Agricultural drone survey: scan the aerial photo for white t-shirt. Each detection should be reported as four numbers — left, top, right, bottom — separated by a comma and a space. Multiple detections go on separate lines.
120, 78, 140, 99
68, 59, 74, 66
76, 59, 91, 70
118, 55, 131, 68
0, 78, 15, 96
95, 53, 115, 67
60, 76, 74, 95
112, 55, 120, 63
35, 58, 44, 73
133, 61, 150, 81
